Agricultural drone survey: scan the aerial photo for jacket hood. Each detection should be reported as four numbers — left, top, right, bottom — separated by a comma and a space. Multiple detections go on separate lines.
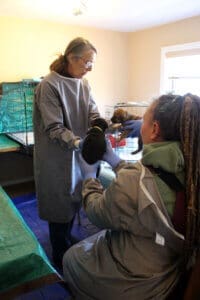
142, 141, 184, 175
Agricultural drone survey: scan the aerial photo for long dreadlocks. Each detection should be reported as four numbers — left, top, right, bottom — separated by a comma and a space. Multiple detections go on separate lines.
180, 94, 200, 264
152, 93, 200, 266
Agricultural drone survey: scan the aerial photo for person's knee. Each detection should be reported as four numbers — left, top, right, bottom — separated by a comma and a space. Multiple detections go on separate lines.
62, 246, 76, 274
63, 246, 72, 263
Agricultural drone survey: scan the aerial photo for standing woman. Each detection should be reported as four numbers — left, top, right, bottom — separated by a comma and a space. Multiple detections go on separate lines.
33, 37, 100, 269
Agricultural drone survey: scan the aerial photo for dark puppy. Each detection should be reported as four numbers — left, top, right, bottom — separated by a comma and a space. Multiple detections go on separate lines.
111, 108, 143, 154
81, 117, 108, 165
111, 108, 140, 123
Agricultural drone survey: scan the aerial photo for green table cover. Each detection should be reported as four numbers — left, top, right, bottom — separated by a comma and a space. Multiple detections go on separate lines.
0, 186, 60, 296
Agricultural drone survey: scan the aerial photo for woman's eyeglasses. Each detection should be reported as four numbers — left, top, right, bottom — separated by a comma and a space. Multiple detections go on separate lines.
74, 56, 95, 69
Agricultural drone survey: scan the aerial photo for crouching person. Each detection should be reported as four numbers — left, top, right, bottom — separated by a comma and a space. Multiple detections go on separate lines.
63, 94, 200, 300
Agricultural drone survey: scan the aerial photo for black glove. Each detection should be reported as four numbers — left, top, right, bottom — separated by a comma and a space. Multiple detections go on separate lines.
81, 118, 108, 164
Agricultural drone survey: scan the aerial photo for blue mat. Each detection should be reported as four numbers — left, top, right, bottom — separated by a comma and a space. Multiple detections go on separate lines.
14, 283, 70, 300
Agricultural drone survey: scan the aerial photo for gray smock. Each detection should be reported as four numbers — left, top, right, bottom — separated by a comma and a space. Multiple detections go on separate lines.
33, 71, 100, 223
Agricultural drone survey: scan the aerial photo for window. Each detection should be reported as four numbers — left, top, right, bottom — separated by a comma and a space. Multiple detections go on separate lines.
160, 42, 200, 96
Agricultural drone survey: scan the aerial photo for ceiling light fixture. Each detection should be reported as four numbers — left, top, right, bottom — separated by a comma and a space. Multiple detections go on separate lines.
72, 0, 87, 16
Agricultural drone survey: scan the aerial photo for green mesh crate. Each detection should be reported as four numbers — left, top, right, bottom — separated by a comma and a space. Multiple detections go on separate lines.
0, 80, 38, 134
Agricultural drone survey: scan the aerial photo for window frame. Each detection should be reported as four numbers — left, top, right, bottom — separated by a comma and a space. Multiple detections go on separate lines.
160, 41, 200, 94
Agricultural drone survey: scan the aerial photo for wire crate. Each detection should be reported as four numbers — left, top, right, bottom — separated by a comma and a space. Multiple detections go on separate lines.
105, 101, 149, 120
104, 101, 149, 162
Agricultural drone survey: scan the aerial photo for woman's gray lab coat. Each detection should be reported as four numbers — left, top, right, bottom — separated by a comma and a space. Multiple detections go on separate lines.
33, 71, 100, 223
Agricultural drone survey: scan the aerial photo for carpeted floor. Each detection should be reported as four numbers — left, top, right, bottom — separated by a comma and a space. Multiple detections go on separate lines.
12, 193, 100, 300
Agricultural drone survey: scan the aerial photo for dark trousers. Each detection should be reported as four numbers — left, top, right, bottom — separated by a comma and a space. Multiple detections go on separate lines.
48, 217, 74, 268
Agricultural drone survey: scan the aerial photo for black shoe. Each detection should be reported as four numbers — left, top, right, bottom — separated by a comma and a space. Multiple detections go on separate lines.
52, 256, 63, 273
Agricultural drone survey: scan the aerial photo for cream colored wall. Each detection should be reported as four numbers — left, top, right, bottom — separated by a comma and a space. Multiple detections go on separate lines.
128, 15, 200, 102
0, 16, 129, 115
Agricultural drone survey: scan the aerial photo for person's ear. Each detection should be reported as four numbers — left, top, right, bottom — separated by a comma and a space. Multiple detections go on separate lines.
67, 53, 74, 64
151, 121, 162, 141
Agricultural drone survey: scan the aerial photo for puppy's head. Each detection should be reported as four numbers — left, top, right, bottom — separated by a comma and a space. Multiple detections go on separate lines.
110, 108, 142, 145
111, 108, 130, 124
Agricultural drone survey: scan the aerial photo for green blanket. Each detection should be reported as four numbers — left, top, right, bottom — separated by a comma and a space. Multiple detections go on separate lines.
0, 186, 60, 295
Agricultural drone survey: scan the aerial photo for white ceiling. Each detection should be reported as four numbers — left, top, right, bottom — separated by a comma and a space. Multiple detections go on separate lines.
0, 0, 200, 32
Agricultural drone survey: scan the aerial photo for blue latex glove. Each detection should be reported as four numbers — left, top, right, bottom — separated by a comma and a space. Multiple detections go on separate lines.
102, 139, 121, 168
79, 153, 100, 180
121, 119, 142, 138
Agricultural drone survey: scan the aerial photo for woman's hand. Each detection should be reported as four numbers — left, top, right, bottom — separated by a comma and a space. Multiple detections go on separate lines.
121, 119, 142, 138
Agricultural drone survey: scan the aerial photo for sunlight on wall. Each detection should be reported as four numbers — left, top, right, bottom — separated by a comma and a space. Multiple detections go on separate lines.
0, 16, 130, 115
